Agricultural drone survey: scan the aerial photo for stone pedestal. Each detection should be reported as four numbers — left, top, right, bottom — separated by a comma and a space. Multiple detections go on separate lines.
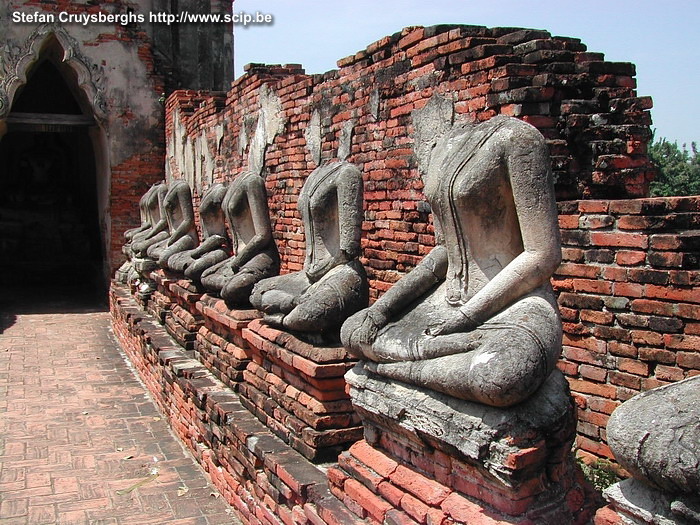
194, 295, 260, 391
241, 319, 362, 462
341, 363, 598, 524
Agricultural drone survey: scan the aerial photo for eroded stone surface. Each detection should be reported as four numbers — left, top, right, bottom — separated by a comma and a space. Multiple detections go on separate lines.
248, 84, 285, 176
147, 179, 199, 268
167, 182, 230, 280
346, 363, 575, 477
130, 181, 169, 259
604, 479, 685, 525
200, 171, 279, 308
608, 376, 700, 495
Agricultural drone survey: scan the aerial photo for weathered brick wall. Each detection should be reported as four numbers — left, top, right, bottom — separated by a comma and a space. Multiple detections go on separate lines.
554, 196, 699, 461
166, 24, 655, 295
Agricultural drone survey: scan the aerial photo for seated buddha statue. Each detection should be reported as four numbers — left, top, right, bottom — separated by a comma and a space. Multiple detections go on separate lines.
130, 182, 169, 259
607, 376, 700, 522
341, 116, 562, 408
115, 186, 154, 283
124, 187, 152, 243
167, 182, 230, 280
250, 161, 368, 334
145, 179, 199, 268
200, 171, 279, 307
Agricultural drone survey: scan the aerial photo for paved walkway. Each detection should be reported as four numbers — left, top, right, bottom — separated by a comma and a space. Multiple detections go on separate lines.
0, 289, 238, 525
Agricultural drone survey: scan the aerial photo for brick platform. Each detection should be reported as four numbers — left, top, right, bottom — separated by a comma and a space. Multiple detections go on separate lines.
151, 271, 206, 351
195, 295, 260, 391
241, 320, 362, 462
342, 364, 599, 524
0, 290, 236, 525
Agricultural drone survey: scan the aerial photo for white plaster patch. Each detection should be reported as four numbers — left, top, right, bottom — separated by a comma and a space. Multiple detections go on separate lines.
248, 84, 286, 175
471, 351, 496, 369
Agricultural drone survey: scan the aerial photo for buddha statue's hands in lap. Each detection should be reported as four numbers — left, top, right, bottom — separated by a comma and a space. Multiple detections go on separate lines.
250, 161, 368, 334
341, 116, 562, 407
167, 183, 230, 280
200, 171, 280, 307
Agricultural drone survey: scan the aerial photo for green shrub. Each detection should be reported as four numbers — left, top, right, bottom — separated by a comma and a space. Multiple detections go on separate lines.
649, 137, 700, 197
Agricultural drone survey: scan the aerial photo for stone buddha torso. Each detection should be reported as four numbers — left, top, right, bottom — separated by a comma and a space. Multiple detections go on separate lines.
167, 183, 230, 279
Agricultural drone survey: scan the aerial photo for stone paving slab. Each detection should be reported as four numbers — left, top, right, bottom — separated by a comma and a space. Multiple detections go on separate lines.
0, 301, 239, 525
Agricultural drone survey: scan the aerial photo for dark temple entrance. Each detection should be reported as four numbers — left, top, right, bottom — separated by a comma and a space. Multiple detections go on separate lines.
0, 54, 105, 301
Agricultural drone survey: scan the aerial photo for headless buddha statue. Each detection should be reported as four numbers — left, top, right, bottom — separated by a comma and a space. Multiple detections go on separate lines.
250, 161, 368, 334
115, 185, 153, 283
200, 171, 279, 307
146, 179, 199, 268
167, 182, 230, 280
341, 116, 562, 407
130, 182, 169, 259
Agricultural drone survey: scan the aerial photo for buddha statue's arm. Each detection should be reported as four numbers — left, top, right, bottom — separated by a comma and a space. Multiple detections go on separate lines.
191, 186, 228, 257
190, 234, 228, 258
229, 176, 274, 272
376, 243, 448, 318
430, 124, 561, 336
142, 214, 168, 240
341, 243, 448, 349
125, 221, 150, 240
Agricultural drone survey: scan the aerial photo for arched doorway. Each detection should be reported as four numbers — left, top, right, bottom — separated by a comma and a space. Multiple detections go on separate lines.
0, 37, 105, 299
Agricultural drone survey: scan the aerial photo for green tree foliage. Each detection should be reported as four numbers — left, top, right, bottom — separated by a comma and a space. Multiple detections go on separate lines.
649, 137, 700, 197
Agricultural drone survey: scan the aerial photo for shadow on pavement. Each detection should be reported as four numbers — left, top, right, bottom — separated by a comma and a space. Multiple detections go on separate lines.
0, 281, 108, 333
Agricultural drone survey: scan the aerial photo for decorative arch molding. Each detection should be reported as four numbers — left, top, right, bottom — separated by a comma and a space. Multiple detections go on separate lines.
0, 23, 107, 121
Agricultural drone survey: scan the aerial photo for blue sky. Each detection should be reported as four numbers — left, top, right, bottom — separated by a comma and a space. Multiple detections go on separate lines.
233, 0, 698, 147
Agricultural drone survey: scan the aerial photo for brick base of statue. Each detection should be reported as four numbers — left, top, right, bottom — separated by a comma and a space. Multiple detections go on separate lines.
341, 362, 600, 524
147, 289, 173, 323
194, 295, 260, 391
143, 269, 174, 321
151, 271, 204, 350
241, 319, 363, 462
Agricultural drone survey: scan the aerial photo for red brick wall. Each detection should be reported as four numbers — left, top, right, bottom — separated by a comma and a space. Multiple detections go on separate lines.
555, 196, 699, 461
166, 24, 655, 298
